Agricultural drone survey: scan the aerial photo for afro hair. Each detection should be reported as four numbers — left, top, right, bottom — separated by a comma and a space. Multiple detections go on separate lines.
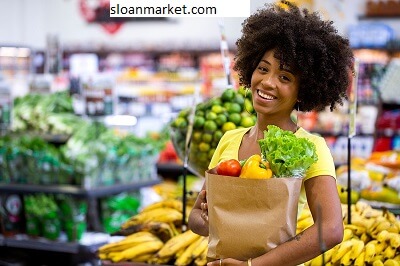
233, 1, 354, 112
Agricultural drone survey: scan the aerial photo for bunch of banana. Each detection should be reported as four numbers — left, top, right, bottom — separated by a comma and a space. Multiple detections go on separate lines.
175, 236, 209, 266
304, 201, 400, 266
150, 229, 203, 265
121, 203, 184, 229
296, 206, 314, 234
112, 221, 177, 242
98, 231, 164, 262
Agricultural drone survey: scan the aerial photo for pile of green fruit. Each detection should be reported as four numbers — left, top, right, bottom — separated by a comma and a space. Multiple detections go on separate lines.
170, 88, 256, 177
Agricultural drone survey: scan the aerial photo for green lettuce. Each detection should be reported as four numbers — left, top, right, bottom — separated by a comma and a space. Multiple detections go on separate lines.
258, 125, 318, 178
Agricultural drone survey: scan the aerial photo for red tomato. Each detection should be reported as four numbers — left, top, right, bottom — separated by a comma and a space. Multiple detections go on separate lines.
216, 159, 242, 177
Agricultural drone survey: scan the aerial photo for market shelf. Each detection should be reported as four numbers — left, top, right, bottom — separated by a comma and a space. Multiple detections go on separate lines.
4, 235, 81, 253
0, 178, 161, 198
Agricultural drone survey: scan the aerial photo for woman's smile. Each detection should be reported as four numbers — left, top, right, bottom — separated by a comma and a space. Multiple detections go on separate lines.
256, 89, 277, 101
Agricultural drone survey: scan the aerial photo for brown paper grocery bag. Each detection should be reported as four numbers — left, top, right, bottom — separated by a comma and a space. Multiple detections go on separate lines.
206, 171, 303, 261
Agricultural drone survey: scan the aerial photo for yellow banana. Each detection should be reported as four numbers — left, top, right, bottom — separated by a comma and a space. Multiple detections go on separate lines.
374, 240, 387, 255
383, 245, 397, 260
339, 249, 353, 266
111, 239, 164, 262
122, 207, 182, 227
355, 200, 371, 213
141, 199, 183, 213
296, 216, 314, 232
377, 230, 390, 243
343, 228, 354, 241
353, 250, 365, 266
362, 208, 383, 219
361, 232, 371, 244
323, 246, 336, 262
155, 230, 201, 259
298, 207, 312, 221
331, 239, 353, 264
194, 247, 208, 266
98, 232, 160, 253
352, 213, 374, 229
349, 238, 365, 261
112, 221, 175, 242
309, 254, 324, 266
365, 240, 377, 263
345, 224, 366, 236
384, 259, 400, 266
372, 260, 385, 266
175, 236, 204, 266
370, 220, 392, 238
191, 236, 209, 259
132, 253, 154, 263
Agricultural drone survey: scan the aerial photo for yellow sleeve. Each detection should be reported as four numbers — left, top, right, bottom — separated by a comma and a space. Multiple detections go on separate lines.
304, 135, 336, 181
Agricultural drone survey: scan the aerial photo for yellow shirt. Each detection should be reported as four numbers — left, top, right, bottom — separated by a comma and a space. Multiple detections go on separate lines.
208, 126, 336, 216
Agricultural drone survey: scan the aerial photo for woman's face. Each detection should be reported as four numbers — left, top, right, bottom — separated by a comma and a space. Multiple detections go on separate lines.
250, 50, 299, 118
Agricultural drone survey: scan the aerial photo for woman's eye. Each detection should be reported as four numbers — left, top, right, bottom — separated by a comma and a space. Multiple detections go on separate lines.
258, 66, 268, 72
280, 75, 291, 82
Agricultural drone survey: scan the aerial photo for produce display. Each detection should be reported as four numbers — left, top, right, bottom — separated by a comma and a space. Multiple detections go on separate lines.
0, 90, 169, 186
24, 194, 88, 241
98, 198, 209, 265
335, 153, 400, 207
298, 201, 400, 265
12, 91, 83, 135
170, 87, 256, 177
98, 197, 400, 265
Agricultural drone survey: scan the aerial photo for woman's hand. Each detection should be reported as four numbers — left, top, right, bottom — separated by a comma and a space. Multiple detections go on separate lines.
199, 190, 209, 222
207, 258, 246, 266
188, 184, 210, 236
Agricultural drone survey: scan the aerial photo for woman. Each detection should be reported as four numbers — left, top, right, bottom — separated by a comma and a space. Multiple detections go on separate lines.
188, 1, 354, 266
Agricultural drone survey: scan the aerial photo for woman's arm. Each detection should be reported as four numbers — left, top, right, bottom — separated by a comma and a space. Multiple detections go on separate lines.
209, 175, 343, 266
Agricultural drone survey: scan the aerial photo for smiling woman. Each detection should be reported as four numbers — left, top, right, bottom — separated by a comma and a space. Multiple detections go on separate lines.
188, 1, 355, 265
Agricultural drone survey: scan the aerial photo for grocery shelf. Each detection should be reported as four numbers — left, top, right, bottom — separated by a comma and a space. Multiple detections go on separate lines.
0, 179, 161, 198
4, 235, 80, 253
0, 232, 108, 265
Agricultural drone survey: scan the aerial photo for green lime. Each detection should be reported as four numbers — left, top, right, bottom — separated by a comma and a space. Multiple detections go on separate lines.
234, 94, 245, 105
228, 103, 242, 114
221, 88, 236, 102
196, 152, 209, 163
173, 117, 188, 128
204, 120, 218, 132
193, 116, 205, 129
211, 105, 224, 114
198, 142, 210, 152
238, 86, 247, 97
213, 130, 223, 142
215, 114, 227, 126
202, 132, 213, 143
244, 98, 254, 113
240, 116, 255, 128
206, 111, 218, 120
209, 97, 222, 107
192, 131, 202, 143
222, 122, 236, 132
195, 110, 205, 117
228, 113, 242, 126
178, 108, 190, 118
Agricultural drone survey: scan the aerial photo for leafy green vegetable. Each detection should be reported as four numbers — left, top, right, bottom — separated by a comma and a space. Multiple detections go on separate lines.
258, 125, 318, 178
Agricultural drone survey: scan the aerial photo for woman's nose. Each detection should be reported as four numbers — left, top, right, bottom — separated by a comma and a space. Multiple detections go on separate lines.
261, 75, 277, 89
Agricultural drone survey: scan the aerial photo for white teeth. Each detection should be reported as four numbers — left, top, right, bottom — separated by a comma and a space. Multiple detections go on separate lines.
258, 90, 275, 100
